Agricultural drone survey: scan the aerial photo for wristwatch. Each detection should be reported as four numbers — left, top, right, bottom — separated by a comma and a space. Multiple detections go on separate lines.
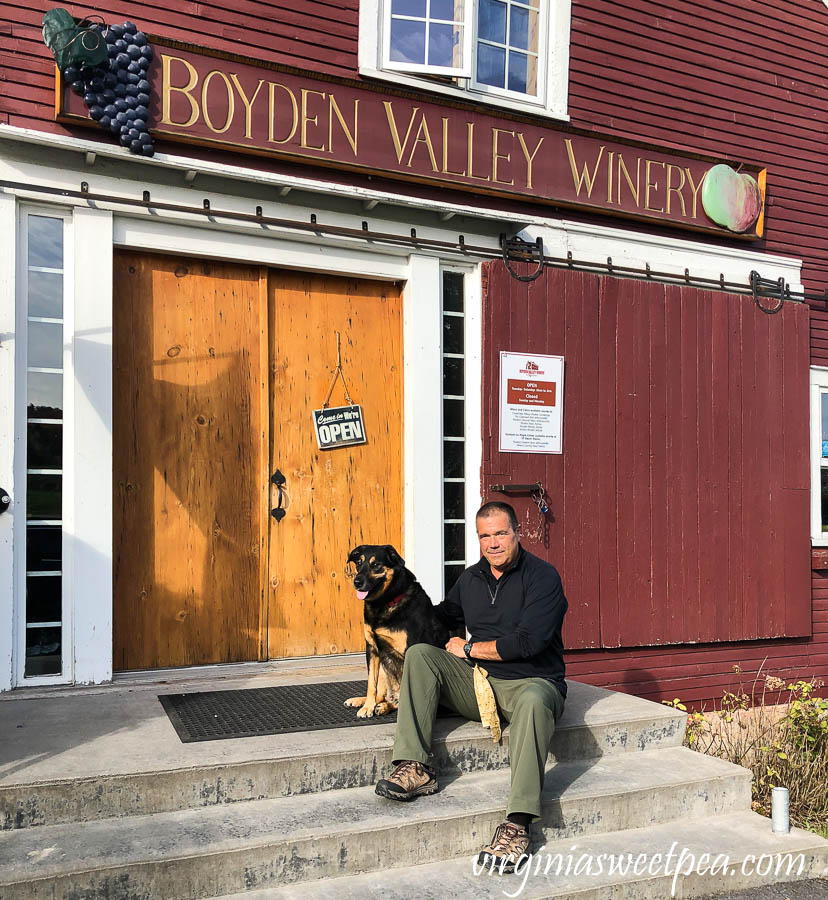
463, 640, 474, 659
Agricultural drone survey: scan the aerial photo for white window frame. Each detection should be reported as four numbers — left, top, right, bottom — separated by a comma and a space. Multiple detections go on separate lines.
14, 204, 75, 687
810, 366, 828, 545
470, 0, 550, 106
360, 0, 571, 119
382, 0, 474, 77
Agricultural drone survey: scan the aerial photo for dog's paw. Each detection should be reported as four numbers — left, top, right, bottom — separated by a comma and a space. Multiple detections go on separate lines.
344, 696, 367, 708
373, 701, 398, 716
356, 705, 375, 718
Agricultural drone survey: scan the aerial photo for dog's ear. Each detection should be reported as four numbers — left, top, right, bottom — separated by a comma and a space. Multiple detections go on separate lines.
385, 545, 405, 566
347, 545, 366, 564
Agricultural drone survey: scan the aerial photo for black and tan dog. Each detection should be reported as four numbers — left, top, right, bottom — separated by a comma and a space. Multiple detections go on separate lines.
344, 544, 459, 718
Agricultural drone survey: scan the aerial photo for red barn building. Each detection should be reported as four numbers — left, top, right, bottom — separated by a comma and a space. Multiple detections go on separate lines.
1, 0, 826, 703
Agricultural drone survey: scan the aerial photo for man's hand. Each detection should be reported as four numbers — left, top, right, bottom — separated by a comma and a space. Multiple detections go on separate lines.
445, 637, 467, 658
445, 637, 503, 661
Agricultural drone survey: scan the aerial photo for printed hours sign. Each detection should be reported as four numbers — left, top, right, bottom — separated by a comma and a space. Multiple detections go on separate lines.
498, 352, 564, 454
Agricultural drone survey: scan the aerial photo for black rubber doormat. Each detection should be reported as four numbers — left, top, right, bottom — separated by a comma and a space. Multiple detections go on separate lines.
158, 680, 456, 743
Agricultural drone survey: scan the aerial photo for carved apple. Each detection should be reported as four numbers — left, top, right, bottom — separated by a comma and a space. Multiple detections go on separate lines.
701, 164, 763, 233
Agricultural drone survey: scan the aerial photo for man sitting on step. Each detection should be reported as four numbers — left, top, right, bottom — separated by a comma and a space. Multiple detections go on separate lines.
374, 500, 568, 873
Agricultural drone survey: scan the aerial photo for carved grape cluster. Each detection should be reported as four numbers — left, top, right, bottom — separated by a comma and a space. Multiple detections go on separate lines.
63, 21, 154, 157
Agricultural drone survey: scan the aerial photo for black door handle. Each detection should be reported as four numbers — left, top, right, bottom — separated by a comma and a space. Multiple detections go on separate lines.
0, 488, 9, 515
271, 469, 286, 521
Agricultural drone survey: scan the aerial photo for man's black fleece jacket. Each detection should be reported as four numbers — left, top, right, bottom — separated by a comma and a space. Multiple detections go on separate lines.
435, 545, 568, 698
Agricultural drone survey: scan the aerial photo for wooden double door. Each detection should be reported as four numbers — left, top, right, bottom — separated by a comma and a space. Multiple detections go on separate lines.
112, 251, 403, 671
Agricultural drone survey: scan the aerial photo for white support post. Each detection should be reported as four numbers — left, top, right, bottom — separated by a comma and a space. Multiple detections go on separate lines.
403, 254, 444, 602
71, 207, 114, 685
0, 192, 17, 692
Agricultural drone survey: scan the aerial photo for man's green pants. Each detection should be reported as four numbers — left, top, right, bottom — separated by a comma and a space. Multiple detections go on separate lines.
391, 643, 565, 820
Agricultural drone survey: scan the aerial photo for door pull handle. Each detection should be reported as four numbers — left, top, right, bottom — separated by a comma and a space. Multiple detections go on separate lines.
271, 469, 287, 521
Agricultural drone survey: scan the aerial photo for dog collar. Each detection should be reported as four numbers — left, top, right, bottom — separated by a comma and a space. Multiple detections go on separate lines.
386, 592, 406, 609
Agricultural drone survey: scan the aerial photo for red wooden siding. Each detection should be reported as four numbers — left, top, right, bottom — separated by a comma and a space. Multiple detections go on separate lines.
566, 552, 828, 707
0, 0, 359, 134
810, 306, 828, 368
482, 261, 812, 650
567, 0, 828, 355
4, 1, 828, 305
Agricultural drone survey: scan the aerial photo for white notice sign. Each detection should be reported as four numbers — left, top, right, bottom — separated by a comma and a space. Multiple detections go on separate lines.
498, 351, 564, 454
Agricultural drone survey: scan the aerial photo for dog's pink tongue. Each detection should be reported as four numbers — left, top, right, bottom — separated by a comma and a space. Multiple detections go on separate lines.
356, 589, 369, 600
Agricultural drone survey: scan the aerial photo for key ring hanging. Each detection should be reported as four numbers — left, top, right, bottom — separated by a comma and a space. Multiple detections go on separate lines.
321, 331, 354, 409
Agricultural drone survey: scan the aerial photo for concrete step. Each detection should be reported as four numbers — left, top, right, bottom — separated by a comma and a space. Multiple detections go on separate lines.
0, 680, 686, 830
0, 747, 745, 899
220, 812, 828, 900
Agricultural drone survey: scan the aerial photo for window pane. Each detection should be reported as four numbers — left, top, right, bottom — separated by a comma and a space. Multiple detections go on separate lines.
443, 271, 464, 312
444, 398, 464, 436
479, 0, 507, 43
27, 422, 63, 470
822, 393, 828, 451
510, 5, 529, 48
444, 481, 464, 519
27, 474, 62, 520
27, 321, 63, 369
429, 22, 459, 67
508, 51, 528, 93
28, 271, 63, 319
392, 0, 426, 14
477, 42, 506, 87
444, 523, 465, 559
28, 216, 63, 269
390, 18, 427, 63
822, 469, 828, 532
443, 355, 464, 395
26, 575, 62, 623
445, 563, 465, 592
25, 625, 62, 677
27, 525, 62, 571
27, 372, 63, 419
443, 315, 464, 354
444, 440, 465, 478
432, 0, 460, 19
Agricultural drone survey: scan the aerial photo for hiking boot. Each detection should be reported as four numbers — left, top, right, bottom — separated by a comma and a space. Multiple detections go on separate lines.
375, 760, 438, 801
477, 821, 531, 873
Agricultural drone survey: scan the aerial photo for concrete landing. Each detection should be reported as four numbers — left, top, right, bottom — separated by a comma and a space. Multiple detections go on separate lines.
0, 664, 685, 829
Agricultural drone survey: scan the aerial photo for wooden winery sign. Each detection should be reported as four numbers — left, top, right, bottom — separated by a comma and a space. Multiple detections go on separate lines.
57, 37, 767, 239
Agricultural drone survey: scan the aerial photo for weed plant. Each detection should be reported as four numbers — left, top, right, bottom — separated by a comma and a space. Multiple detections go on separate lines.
664, 664, 828, 832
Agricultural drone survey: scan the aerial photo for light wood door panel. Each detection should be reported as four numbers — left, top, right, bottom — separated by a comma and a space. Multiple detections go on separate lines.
267, 271, 403, 658
113, 251, 268, 670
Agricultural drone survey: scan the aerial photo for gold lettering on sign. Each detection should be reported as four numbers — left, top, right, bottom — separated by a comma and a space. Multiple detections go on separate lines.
268, 82, 298, 145
328, 94, 358, 156
516, 133, 543, 190
645, 160, 664, 212
666, 164, 687, 216
685, 168, 703, 219
407, 116, 438, 171
606, 151, 615, 203
564, 139, 604, 198
492, 128, 514, 185
441, 118, 467, 177
201, 69, 235, 134
616, 154, 640, 207
301, 89, 327, 151
229, 74, 264, 140
160, 54, 200, 128
384, 103, 420, 165
466, 123, 490, 181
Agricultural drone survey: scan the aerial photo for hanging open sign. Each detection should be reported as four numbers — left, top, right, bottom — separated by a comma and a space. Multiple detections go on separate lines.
313, 405, 367, 450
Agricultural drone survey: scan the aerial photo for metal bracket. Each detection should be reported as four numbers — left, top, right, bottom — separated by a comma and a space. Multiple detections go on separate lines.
750, 270, 788, 315
500, 234, 545, 282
